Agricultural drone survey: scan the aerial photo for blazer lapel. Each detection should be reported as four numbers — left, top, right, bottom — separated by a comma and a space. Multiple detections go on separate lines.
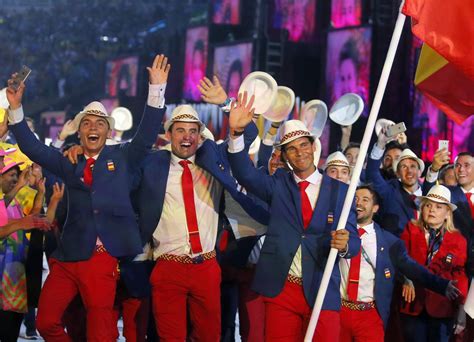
375, 225, 388, 282
288, 175, 304, 231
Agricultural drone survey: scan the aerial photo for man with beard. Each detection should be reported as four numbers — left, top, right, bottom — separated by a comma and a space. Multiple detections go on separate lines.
5, 54, 169, 342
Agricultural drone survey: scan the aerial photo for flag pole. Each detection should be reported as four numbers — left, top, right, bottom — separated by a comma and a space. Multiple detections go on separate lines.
304, 1, 407, 340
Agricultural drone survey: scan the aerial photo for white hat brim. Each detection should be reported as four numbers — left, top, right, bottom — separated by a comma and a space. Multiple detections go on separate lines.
239, 71, 278, 114
263, 86, 295, 122
417, 195, 457, 211
301, 99, 328, 138
329, 93, 364, 126
72, 112, 115, 131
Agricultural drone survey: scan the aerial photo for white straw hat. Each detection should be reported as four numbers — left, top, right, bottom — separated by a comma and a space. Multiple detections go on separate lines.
238, 71, 278, 114
393, 148, 425, 174
329, 93, 364, 126
263, 86, 295, 122
323, 151, 350, 171
276, 119, 315, 147
164, 105, 204, 132
417, 184, 457, 211
72, 101, 115, 131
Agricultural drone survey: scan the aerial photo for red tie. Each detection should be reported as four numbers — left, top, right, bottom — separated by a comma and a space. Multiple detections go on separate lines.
347, 228, 366, 301
83, 158, 95, 186
299, 181, 313, 229
466, 193, 474, 218
179, 160, 203, 254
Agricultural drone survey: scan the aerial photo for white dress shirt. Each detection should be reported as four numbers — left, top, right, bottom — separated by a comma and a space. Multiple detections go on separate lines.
288, 169, 322, 278
152, 153, 223, 259
340, 222, 377, 302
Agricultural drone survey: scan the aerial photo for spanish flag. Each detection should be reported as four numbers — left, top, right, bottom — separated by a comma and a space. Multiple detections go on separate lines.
403, 0, 474, 124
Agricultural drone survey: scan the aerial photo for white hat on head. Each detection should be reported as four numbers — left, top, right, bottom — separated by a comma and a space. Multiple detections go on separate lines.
72, 101, 115, 131
276, 119, 315, 147
301, 99, 328, 138
111, 107, 133, 132
392, 148, 425, 173
329, 93, 364, 126
238, 71, 278, 114
323, 151, 350, 171
263, 86, 295, 122
417, 184, 457, 211
163, 105, 204, 132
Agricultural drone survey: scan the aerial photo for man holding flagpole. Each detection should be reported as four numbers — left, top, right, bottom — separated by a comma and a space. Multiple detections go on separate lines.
227, 93, 360, 341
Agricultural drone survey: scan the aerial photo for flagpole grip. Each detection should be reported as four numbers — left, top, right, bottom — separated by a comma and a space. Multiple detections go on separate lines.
304, 3, 407, 341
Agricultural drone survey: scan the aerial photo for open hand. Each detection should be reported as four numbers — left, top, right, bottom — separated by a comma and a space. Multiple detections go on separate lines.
147, 54, 171, 85
59, 119, 78, 141
402, 282, 416, 303
229, 91, 255, 137
198, 76, 228, 105
50, 182, 65, 202
445, 280, 461, 301
431, 148, 451, 172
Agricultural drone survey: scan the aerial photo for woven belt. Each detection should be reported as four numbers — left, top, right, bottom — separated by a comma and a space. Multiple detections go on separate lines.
157, 250, 216, 264
342, 299, 376, 311
287, 274, 303, 286
95, 245, 107, 253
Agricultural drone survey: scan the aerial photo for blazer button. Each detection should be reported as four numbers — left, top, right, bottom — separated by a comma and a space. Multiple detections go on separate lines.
301, 234, 306, 239
93, 209, 99, 214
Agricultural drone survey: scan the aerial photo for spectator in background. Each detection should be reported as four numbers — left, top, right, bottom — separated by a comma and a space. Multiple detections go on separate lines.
226, 59, 243, 99
439, 164, 457, 187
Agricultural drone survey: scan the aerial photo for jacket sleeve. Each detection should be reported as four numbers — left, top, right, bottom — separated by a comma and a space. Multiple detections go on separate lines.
257, 142, 273, 170
365, 152, 392, 201
10, 119, 69, 179
392, 238, 449, 295
344, 201, 361, 259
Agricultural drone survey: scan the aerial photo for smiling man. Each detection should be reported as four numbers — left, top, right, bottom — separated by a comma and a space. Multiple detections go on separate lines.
226, 94, 360, 341
5, 54, 170, 342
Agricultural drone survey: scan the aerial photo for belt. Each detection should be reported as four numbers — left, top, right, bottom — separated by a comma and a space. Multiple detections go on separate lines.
157, 250, 216, 264
287, 274, 303, 286
342, 299, 376, 311
95, 245, 107, 253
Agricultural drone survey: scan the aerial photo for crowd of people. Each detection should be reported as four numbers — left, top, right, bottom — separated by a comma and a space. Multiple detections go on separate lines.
0, 0, 159, 105
0, 53, 473, 342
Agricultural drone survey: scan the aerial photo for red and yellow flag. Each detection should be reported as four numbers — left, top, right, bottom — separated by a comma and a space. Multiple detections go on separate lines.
403, 0, 474, 124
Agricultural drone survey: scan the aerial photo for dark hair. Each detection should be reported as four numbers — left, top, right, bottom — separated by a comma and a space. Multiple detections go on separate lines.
280, 136, 315, 153
439, 164, 455, 183
343, 142, 360, 155
225, 59, 243, 92
339, 38, 359, 68
193, 39, 205, 54
456, 151, 473, 160
356, 183, 381, 206
384, 141, 405, 155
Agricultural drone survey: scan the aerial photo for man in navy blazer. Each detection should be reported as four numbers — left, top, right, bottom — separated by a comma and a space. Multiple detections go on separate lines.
5, 54, 169, 342
366, 129, 425, 236
339, 184, 459, 341
226, 94, 360, 341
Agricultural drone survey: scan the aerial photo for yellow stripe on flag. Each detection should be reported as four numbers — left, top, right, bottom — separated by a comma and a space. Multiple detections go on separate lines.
414, 44, 449, 85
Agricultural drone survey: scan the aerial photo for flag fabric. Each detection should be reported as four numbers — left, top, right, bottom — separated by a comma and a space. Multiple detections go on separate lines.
403, 0, 474, 124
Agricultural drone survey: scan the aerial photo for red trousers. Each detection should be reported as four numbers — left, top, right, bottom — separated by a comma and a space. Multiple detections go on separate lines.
263, 280, 340, 341
113, 282, 150, 342
150, 257, 221, 341
339, 306, 385, 342
36, 251, 118, 342
237, 266, 265, 342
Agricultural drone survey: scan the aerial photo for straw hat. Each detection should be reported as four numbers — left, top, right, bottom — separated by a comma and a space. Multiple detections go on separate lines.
238, 71, 278, 114
72, 101, 115, 131
329, 93, 364, 126
323, 151, 350, 171
163, 105, 204, 132
392, 148, 425, 173
111, 107, 133, 131
300, 99, 328, 138
276, 120, 315, 147
263, 86, 295, 122
417, 184, 457, 211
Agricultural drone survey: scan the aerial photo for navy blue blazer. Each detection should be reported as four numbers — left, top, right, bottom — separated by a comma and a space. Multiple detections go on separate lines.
366, 155, 418, 236
371, 223, 448, 327
135, 121, 270, 247
422, 180, 474, 276
10, 105, 164, 261
228, 148, 360, 311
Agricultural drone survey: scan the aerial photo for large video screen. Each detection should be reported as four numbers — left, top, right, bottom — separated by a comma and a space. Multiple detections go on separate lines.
331, 0, 362, 28
105, 56, 139, 97
211, 41, 253, 139
212, 0, 240, 24
326, 27, 372, 116
183, 26, 209, 101
272, 0, 317, 42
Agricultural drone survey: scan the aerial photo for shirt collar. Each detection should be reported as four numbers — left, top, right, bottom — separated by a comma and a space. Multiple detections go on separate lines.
461, 186, 474, 194
403, 185, 422, 196
293, 168, 322, 185
170, 153, 196, 166
84, 154, 99, 160
359, 222, 375, 234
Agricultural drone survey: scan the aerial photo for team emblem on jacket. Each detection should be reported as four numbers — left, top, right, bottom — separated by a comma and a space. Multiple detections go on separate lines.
327, 212, 334, 224
107, 160, 115, 171
446, 254, 453, 264
384, 268, 391, 279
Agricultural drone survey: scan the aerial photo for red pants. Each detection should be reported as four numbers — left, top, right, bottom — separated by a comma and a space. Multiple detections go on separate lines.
36, 251, 118, 342
339, 306, 384, 342
113, 282, 150, 342
263, 280, 340, 341
150, 257, 221, 341
237, 266, 265, 342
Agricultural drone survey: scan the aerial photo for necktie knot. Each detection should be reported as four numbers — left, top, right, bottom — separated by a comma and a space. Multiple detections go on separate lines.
83, 158, 95, 186
179, 160, 191, 169
299, 180, 310, 191
86, 157, 95, 167
357, 227, 366, 237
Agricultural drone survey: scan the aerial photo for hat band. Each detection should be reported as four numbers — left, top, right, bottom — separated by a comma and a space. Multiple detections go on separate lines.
83, 109, 107, 116
280, 130, 311, 145
426, 193, 450, 204
327, 160, 350, 168
172, 113, 200, 122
